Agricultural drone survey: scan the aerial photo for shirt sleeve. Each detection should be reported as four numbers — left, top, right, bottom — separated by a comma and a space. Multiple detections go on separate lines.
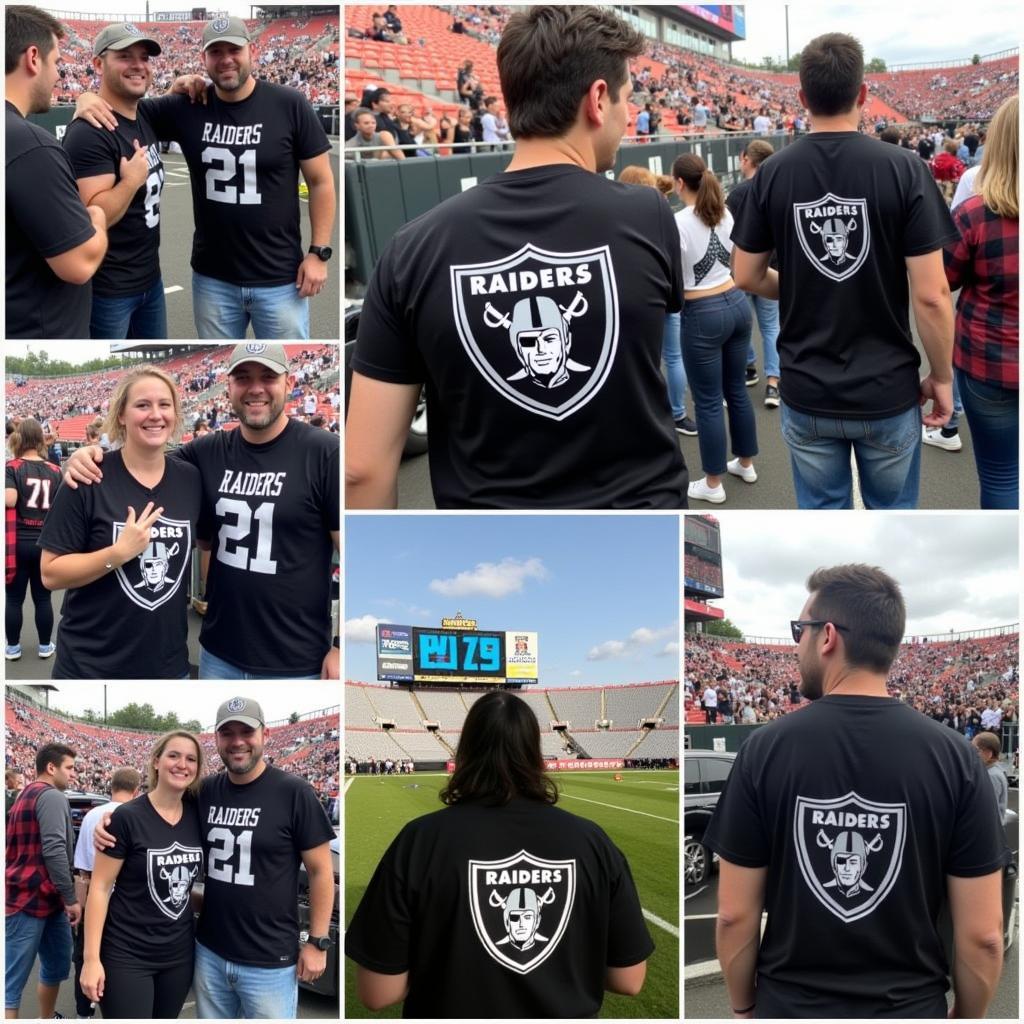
104, 803, 132, 862
662, 202, 684, 314
292, 779, 335, 852
73, 810, 97, 872
37, 477, 91, 555
903, 159, 961, 256
605, 844, 656, 967
36, 788, 76, 904
5, 463, 16, 490
321, 441, 340, 533
293, 92, 331, 161
139, 94, 187, 143
62, 121, 117, 180
730, 170, 774, 254
344, 828, 411, 973
350, 238, 429, 385
7, 146, 96, 259
946, 752, 1008, 877
702, 743, 771, 867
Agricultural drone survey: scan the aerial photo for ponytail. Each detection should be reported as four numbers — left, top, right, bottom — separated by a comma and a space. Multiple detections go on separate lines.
694, 168, 725, 229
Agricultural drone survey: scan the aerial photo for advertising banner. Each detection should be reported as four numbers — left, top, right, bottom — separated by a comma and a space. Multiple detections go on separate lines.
504, 631, 539, 681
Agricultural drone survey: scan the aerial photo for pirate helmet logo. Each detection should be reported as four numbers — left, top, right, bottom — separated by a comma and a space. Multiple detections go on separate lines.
451, 243, 619, 421
146, 842, 202, 921
111, 515, 191, 612
792, 193, 871, 282
469, 850, 576, 974
794, 792, 906, 923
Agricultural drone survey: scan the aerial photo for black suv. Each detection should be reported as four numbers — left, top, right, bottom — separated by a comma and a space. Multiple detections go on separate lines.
684, 749, 736, 887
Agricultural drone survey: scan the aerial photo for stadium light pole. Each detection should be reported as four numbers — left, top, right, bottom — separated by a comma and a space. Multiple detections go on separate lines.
785, 5, 790, 65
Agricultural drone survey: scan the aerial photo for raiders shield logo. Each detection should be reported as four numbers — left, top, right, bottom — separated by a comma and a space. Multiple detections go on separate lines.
792, 193, 871, 282
450, 244, 619, 421
468, 850, 576, 974
111, 515, 191, 611
147, 842, 202, 921
794, 791, 906, 923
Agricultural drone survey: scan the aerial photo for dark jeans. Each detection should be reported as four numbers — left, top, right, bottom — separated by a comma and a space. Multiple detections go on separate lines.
5, 539, 53, 646
957, 368, 1018, 509
682, 288, 757, 475
89, 278, 167, 340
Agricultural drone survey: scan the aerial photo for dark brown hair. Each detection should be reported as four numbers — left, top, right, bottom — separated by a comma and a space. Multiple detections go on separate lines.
5, 5, 64, 75
35, 743, 76, 777
805, 564, 905, 674
973, 731, 1002, 757
743, 139, 775, 167
9, 416, 48, 459
440, 691, 558, 806
799, 33, 864, 117
497, 5, 644, 139
672, 152, 725, 228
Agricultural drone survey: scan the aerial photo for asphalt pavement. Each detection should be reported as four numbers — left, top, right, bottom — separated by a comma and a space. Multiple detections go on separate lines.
156, 146, 340, 340
393, 302, 982, 510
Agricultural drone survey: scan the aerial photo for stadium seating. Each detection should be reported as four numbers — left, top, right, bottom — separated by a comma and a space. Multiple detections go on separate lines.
632, 727, 680, 759
605, 681, 676, 728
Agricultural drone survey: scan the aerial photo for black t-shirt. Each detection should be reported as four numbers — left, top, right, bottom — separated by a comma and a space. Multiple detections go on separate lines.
5, 101, 95, 339
38, 449, 202, 679
141, 82, 330, 286
354, 164, 688, 508
726, 176, 777, 271
62, 110, 164, 297
103, 795, 203, 967
346, 799, 654, 1019
174, 420, 339, 675
731, 132, 959, 418
196, 766, 334, 967
703, 696, 1007, 1018
5, 459, 62, 542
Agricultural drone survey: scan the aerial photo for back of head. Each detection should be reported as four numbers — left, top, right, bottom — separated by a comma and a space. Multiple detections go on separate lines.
497, 5, 644, 139
440, 690, 558, 806
879, 126, 901, 145
672, 151, 724, 228
805, 564, 905, 674
618, 164, 657, 188
5, 5, 64, 76
974, 730, 1001, 759
110, 767, 142, 795
10, 416, 46, 459
743, 139, 775, 167
978, 95, 1018, 219
798, 32, 864, 117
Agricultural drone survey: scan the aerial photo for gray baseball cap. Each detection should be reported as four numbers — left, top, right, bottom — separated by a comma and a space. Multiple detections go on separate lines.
215, 696, 265, 731
202, 16, 252, 50
227, 343, 289, 375
93, 23, 161, 58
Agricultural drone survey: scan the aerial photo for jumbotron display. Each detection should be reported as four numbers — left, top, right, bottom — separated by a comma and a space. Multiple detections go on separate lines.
684, 515, 724, 600
376, 620, 539, 685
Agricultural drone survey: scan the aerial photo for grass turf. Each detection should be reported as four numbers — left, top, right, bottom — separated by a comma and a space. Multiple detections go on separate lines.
344, 769, 679, 1018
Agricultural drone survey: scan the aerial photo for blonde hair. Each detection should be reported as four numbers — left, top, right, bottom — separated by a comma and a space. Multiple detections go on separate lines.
102, 366, 183, 448
148, 731, 204, 798
977, 96, 1018, 219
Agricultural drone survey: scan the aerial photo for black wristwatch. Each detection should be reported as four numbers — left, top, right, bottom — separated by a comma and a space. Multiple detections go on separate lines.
305, 934, 331, 951
308, 245, 333, 262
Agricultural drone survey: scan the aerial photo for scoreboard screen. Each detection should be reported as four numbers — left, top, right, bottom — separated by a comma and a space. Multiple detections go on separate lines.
684, 515, 724, 599
684, 554, 724, 598
685, 516, 720, 555
376, 624, 538, 684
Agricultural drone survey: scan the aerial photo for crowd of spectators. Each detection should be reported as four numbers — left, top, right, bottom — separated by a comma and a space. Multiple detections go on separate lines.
685, 632, 1019, 737
5, 346, 340, 445
50, 14, 339, 107
347, 756, 416, 774
5, 695, 339, 803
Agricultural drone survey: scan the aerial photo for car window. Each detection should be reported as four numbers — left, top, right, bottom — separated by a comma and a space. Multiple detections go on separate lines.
701, 757, 733, 793
684, 756, 700, 794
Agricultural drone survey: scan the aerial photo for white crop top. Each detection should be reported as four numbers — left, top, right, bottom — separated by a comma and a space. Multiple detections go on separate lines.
674, 205, 735, 292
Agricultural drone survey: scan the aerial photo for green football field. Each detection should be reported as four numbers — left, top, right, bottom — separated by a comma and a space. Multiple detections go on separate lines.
344, 769, 679, 1019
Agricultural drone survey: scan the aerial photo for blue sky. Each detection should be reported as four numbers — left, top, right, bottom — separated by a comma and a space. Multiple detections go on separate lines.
345, 516, 680, 687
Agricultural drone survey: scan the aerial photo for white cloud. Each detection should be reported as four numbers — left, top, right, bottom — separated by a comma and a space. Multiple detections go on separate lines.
659, 641, 680, 657
570, 669, 583, 678
588, 622, 678, 661
587, 640, 628, 661
429, 557, 548, 599
345, 614, 382, 644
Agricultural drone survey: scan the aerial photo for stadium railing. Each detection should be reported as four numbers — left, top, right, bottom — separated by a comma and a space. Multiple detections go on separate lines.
690, 623, 1019, 645
345, 131, 796, 284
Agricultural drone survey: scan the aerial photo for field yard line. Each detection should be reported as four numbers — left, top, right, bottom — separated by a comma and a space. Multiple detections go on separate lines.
560, 793, 678, 823
343, 778, 354, 796
642, 908, 679, 938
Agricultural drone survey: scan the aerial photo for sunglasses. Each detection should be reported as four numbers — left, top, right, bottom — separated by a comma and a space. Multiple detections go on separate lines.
790, 620, 849, 643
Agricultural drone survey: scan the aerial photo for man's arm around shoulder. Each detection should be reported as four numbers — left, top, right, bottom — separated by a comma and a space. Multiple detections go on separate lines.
947, 870, 1003, 1018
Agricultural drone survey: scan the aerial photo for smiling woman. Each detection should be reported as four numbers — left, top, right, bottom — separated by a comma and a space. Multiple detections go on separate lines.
36, 366, 203, 679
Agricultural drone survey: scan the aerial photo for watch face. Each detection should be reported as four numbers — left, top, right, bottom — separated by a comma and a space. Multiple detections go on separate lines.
313, 246, 333, 261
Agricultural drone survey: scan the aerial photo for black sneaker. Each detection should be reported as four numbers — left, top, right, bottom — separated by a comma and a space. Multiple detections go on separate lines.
745, 365, 759, 386
674, 416, 698, 436
764, 384, 780, 408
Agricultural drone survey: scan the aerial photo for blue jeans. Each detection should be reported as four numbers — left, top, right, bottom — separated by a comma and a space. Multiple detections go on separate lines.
194, 941, 297, 1019
192, 272, 309, 339
781, 402, 921, 509
90, 278, 167, 339
661, 311, 687, 419
682, 289, 757, 476
745, 294, 780, 380
5, 909, 72, 1010
199, 644, 321, 680
945, 373, 965, 431
956, 368, 1018, 509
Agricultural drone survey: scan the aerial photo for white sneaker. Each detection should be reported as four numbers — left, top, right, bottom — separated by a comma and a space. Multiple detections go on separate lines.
688, 477, 726, 504
921, 425, 962, 451
727, 458, 758, 483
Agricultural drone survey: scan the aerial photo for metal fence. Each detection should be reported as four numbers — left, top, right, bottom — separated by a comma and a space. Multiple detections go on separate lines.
690, 624, 1019, 646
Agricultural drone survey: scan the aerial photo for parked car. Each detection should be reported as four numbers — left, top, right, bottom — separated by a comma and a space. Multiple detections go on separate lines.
297, 831, 340, 997
344, 302, 428, 458
64, 791, 111, 841
683, 749, 736, 887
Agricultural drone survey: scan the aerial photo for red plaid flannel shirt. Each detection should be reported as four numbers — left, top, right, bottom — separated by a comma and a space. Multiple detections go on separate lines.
943, 194, 1019, 389
5, 781, 66, 917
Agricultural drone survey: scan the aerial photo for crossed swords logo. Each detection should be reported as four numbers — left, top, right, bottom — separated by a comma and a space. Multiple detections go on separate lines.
816, 828, 884, 893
